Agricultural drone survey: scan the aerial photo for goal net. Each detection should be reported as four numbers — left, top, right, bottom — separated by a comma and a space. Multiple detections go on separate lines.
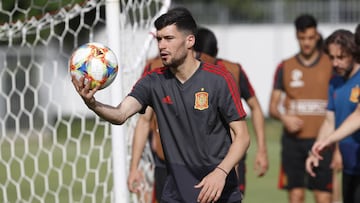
0, 0, 170, 202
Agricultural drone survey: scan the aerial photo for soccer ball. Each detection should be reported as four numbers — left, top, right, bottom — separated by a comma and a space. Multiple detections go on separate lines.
69, 42, 118, 90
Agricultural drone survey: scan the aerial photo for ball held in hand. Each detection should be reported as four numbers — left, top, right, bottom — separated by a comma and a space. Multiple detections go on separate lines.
69, 42, 118, 90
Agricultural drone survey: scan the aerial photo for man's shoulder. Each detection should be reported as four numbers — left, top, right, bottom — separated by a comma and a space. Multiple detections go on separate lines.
197, 52, 216, 64
201, 61, 229, 75
146, 56, 164, 70
216, 58, 241, 68
200, 62, 240, 87
329, 74, 344, 87
280, 54, 298, 66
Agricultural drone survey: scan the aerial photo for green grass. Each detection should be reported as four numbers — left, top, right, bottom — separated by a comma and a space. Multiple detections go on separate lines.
0, 117, 113, 203
245, 118, 316, 203
1, 118, 326, 202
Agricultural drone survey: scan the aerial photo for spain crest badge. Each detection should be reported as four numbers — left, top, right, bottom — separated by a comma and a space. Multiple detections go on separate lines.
194, 89, 209, 110
349, 85, 360, 103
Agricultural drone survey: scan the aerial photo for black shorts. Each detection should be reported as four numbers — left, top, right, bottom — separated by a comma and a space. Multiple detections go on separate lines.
152, 145, 168, 202
342, 173, 360, 203
237, 155, 246, 195
154, 165, 167, 202
278, 135, 333, 192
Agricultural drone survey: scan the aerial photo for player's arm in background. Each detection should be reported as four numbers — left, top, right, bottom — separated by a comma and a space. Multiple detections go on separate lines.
320, 104, 360, 146
269, 63, 303, 133
127, 107, 154, 193
309, 103, 360, 163
238, 66, 268, 177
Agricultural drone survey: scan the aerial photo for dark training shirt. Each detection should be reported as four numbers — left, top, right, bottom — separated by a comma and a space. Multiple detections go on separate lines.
129, 62, 246, 202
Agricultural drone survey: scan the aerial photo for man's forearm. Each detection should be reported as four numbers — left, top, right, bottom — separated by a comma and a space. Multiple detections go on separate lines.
218, 121, 250, 173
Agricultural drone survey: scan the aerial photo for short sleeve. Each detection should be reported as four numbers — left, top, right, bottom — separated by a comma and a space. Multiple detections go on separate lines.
327, 80, 335, 111
238, 67, 255, 101
218, 71, 247, 122
273, 62, 284, 90
128, 75, 152, 113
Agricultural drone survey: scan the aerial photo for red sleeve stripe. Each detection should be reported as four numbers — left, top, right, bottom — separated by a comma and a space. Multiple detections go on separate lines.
202, 63, 246, 118
273, 62, 284, 88
141, 63, 152, 77
142, 66, 167, 77
239, 65, 255, 97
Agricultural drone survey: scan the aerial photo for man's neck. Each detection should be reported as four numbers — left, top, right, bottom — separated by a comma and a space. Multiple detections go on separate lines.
348, 63, 360, 79
298, 50, 320, 67
171, 53, 200, 83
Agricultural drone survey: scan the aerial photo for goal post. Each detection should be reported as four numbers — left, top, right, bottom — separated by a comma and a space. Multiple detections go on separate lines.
105, 1, 127, 202
0, 0, 171, 202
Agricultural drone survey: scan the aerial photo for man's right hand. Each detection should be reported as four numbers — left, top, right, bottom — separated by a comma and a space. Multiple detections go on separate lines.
71, 75, 99, 109
281, 114, 304, 133
127, 168, 145, 193
305, 152, 320, 177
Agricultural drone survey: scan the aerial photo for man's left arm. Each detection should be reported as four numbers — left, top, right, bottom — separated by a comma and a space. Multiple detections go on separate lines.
246, 97, 268, 176
195, 120, 250, 203
239, 67, 268, 176
326, 103, 360, 143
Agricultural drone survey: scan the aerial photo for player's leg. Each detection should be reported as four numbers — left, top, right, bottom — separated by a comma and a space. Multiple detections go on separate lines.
279, 135, 306, 203
313, 190, 332, 203
331, 171, 342, 203
289, 188, 306, 203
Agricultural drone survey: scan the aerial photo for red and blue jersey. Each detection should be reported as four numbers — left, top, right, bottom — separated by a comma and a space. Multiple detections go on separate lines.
328, 70, 360, 175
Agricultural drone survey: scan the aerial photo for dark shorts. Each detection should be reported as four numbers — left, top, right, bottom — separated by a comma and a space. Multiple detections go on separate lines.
237, 155, 246, 195
342, 173, 360, 203
278, 135, 333, 192
154, 165, 167, 202
161, 163, 242, 203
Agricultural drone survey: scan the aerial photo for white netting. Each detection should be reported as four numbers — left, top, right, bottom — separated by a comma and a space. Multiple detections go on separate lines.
0, 0, 170, 202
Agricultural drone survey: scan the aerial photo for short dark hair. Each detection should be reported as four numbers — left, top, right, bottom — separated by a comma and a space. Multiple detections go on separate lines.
194, 27, 218, 57
355, 24, 360, 61
154, 7, 197, 35
355, 24, 360, 46
294, 14, 317, 32
324, 29, 360, 62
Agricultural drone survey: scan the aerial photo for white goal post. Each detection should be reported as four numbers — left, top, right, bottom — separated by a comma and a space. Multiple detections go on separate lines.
0, 0, 170, 202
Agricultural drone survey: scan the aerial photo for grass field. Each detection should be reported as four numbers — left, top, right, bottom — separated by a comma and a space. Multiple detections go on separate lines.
245, 118, 316, 203
1, 118, 328, 202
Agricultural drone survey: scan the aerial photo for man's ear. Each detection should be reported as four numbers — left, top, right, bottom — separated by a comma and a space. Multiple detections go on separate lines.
186, 34, 195, 49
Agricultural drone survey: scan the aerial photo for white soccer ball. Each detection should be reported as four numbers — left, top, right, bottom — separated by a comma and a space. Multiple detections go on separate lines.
69, 42, 118, 89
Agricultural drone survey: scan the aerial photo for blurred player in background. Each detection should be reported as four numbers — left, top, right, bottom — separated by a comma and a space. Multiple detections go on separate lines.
127, 56, 167, 203
317, 33, 343, 203
269, 14, 334, 203
73, 7, 250, 203
194, 27, 269, 195
306, 27, 360, 203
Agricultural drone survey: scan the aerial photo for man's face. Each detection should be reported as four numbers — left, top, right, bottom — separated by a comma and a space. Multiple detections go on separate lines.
327, 43, 354, 77
156, 24, 194, 68
296, 27, 319, 57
